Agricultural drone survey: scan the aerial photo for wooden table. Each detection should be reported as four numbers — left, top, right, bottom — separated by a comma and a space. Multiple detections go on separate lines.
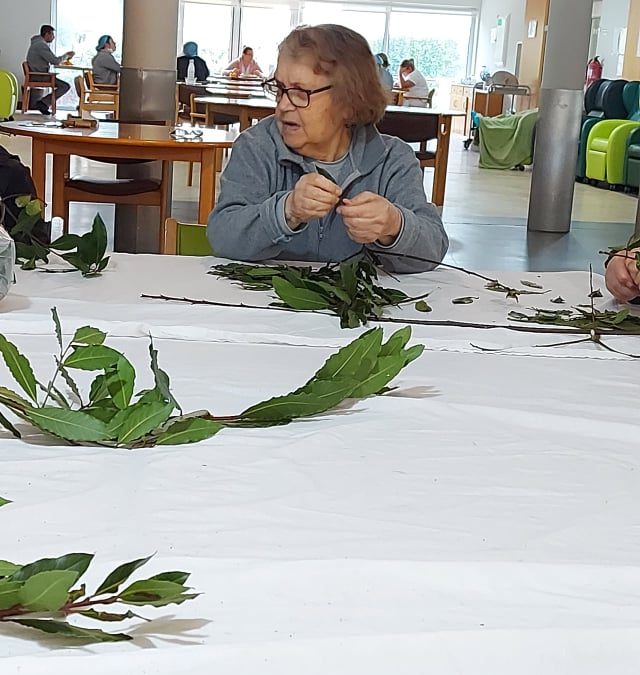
195, 97, 463, 206
0, 120, 237, 223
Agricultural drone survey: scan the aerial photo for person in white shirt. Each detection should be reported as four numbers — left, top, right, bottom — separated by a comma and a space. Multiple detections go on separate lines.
398, 58, 429, 107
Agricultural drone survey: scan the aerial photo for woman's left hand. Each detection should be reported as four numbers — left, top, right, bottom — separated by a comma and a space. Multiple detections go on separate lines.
338, 192, 402, 246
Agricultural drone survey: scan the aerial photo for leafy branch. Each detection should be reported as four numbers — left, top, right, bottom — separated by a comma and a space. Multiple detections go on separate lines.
1, 195, 109, 277
0, 309, 424, 448
0, 552, 197, 643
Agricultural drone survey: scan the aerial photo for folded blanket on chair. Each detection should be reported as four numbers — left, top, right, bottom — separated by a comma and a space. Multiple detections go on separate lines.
478, 108, 538, 170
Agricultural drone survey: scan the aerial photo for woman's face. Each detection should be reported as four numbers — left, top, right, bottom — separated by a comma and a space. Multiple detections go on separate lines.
108, 38, 116, 51
274, 53, 348, 159
242, 49, 253, 63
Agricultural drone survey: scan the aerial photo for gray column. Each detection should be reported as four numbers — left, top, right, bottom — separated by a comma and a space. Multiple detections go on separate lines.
115, 0, 179, 253
527, 0, 593, 233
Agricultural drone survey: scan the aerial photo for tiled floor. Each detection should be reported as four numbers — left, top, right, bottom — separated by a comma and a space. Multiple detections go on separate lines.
1, 115, 637, 271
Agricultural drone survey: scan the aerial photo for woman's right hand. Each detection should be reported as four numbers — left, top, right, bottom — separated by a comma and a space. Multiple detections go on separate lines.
284, 173, 342, 230
605, 247, 640, 301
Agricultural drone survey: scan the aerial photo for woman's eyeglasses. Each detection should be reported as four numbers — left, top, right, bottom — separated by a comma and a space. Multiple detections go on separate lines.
262, 78, 332, 108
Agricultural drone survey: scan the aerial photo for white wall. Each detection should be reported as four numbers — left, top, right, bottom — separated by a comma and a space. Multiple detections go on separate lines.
0, 0, 52, 80
596, 0, 630, 78
476, 0, 525, 78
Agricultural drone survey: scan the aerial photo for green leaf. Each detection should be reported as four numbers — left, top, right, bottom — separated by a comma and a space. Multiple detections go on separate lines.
311, 328, 383, 382
415, 300, 432, 312
11, 618, 132, 642
14, 195, 31, 208
67, 583, 86, 602
24, 199, 43, 216
241, 379, 357, 422
0, 410, 21, 438
79, 609, 137, 622
85, 214, 108, 264
0, 386, 32, 412
116, 402, 173, 445
349, 353, 407, 398
93, 554, 154, 597
402, 344, 425, 366
0, 580, 23, 610
148, 338, 180, 412
84, 399, 119, 424
64, 345, 120, 371
272, 277, 332, 310
0, 495, 10, 508
379, 327, 412, 357
155, 417, 223, 445
18, 570, 78, 611
89, 374, 110, 404
72, 326, 106, 346
49, 233, 82, 251
0, 560, 19, 576
25, 407, 110, 443
119, 579, 190, 606
452, 296, 478, 304
51, 307, 63, 353
520, 279, 543, 289
105, 357, 136, 410
60, 252, 90, 273
10, 553, 94, 582
148, 571, 190, 585
56, 358, 83, 406
0, 335, 38, 403
0, 560, 20, 577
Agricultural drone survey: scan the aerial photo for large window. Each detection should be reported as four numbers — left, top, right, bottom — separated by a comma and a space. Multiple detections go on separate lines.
240, 5, 293, 76
182, 2, 234, 73
301, 3, 386, 55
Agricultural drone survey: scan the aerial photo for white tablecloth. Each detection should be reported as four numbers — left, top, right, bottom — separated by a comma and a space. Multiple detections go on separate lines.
2, 255, 640, 673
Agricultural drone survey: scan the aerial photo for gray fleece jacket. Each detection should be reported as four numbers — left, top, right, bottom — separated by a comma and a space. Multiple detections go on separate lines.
26, 35, 62, 72
207, 117, 448, 273
92, 50, 121, 85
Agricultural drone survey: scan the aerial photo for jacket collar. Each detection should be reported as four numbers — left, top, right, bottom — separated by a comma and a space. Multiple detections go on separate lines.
264, 117, 388, 177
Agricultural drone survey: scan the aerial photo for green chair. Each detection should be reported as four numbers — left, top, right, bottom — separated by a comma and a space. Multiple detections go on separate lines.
624, 127, 640, 189
585, 81, 640, 187
162, 218, 212, 255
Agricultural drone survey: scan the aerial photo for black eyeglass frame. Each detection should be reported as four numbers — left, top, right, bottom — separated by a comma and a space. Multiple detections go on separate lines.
262, 77, 332, 108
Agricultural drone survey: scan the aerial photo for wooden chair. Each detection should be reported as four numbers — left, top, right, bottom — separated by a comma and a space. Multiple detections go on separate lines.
162, 218, 212, 255
21, 62, 57, 113
77, 71, 119, 116
377, 112, 437, 175
63, 161, 171, 250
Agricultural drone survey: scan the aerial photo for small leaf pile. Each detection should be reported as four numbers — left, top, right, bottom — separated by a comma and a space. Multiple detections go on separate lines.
0, 552, 197, 643
210, 255, 417, 328
0, 309, 423, 448
4, 196, 109, 277
508, 307, 640, 333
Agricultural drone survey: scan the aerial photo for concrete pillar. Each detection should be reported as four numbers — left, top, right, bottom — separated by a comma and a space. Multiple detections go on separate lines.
527, 0, 593, 233
115, 0, 179, 253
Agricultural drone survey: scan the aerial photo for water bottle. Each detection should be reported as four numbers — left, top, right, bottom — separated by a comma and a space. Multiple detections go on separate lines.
186, 59, 196, 84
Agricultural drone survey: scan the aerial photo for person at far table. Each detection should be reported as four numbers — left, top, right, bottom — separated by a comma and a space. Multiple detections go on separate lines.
375, 52, 393, 101
398, 58, 429, 107
26, 24, 74, 115
605, 246, 640, 303
92, 35, 121, 85
223, 46, 263, 77
177, 42, 210, 83
208, 24, 448, 274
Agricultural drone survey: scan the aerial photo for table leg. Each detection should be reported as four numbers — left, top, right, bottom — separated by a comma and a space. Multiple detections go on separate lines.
239, 111, 250, 131
205, 104, 214, 127
31, 138, 46, 202
198, 148, 216, 223
52, 154, 69, 222
433, 115, 453, 207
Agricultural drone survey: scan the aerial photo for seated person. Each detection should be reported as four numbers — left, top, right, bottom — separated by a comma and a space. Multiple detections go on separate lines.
398, 58, 429, 107
207, 24, 448, 274
26, 24, 75, 115
223, 46, 263, 77
605, 247, 640, 302
375, 52, 394, 101
176, 42, 210, 82
92, 35, 121, 85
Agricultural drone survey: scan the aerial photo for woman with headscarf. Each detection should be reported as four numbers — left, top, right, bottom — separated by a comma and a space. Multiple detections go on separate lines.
177, 42, 210, 82
91, 35, 121, 85
375, 52, 393, 101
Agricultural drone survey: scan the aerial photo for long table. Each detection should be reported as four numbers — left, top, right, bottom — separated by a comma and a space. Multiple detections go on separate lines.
194, 96, 462, 206
0, 121, 237, 224
2, 253, 640, 674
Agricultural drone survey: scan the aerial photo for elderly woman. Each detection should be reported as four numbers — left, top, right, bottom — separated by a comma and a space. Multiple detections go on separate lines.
398, 58, 430, 107
91, 35, 121, 85
176, 42, 210, 82
207, 25, 448, 274
223, 46, 263, 77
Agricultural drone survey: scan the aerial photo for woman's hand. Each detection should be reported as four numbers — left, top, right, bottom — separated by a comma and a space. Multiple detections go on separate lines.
605, 248, 640, 301
338, 192, 402, 246
284, 173, 342, 230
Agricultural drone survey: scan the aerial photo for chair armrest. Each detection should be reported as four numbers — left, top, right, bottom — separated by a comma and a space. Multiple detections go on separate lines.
587, 118, 636, 145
